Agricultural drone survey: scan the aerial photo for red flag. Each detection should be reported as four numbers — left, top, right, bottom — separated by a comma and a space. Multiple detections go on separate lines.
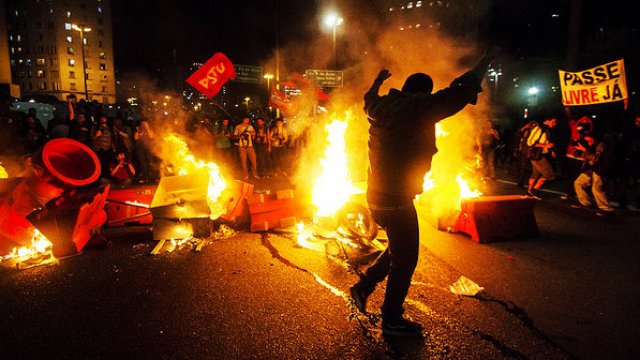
186, 53, 235, 98
269, 89, 296, 115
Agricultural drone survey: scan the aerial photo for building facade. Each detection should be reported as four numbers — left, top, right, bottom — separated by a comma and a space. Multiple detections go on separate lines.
4, 0, 116, 103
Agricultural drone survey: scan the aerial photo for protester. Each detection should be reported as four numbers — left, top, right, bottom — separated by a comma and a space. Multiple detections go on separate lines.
573, 133, 615, 214
68, 97, 92, 148
108, 148, 136, 188
112, 117, 133, 158
91, 115, 114, 180
525, 117, 557, 199
134, 119, 155, 183
350, 46, 499, 337
476, 119, 500, 180
268, 118, 288, 178
214, 118, 235, 174
23, 114, 47, 154
254, 117, 272, 178
233, 116, 258, 180
513, 119, 537, 187
563, 109, 594, 201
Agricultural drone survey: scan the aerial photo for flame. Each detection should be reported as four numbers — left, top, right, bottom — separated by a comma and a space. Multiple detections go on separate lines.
163, 134, 227, 219
456, 174, 481, 200
1, 229, 56, 268
296, 222, 312, 248
0, 164, 7, 178
311, 117, 359, 218
422, 171, 435, 192
435, 122, 448, 138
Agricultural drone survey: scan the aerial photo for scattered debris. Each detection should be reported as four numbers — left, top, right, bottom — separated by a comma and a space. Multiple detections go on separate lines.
449, 275, 485, 297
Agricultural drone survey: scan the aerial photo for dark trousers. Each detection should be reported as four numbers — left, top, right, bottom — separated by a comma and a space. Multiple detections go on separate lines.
134, 142, 153, 180
356, 204, 419, 320
255, 143, 272, 177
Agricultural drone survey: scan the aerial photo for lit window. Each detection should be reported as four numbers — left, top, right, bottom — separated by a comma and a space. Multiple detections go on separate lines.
25, 59, 31, 66
17, 59, 23, 65
416, 1, 422, 7
36, 58, 45, 65
389, 7, 394, 11
66, 11, 71, 18
65, 23, 72, 30
83, 38, 87, 45
39, 82, 47, 90
49, 8, 54, 14
99, 52, 106, 59
10, 60, 15, 66
16, 34, 21, 42
8, 35, 13, 41
400, 26, 405, 31
99, 63, 106, 70
17, 47, 22, 53
66, 36, 73, 43
68, 59, 75, 66
13, 10, 19, 17
408, 2, 413, 9
67, 47, 74, 54
10, 47, 15, 54
37, 70, 45, 78
97, 6, 103, 13
416, 23, 421, 28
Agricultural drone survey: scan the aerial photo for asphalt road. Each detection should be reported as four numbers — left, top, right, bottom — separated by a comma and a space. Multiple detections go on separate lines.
1, 177, 638, 359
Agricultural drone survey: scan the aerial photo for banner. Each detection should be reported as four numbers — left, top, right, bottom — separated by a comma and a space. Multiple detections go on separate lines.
186, 53, 236, 98
559, 59, 627, 106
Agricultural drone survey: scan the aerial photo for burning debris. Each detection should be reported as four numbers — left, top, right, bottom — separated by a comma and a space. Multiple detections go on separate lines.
0, 229, 58, 270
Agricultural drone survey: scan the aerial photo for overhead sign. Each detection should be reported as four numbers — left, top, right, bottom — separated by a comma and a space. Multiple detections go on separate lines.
559, 59, 627, 106
233, 64, 263, 84
186, 52, 236, 99
304, 69, 343, 87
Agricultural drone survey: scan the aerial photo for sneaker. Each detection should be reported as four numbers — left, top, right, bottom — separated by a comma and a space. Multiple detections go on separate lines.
525, 190, 542, 200
381, 316, 423, 337
349, 286, 368, 314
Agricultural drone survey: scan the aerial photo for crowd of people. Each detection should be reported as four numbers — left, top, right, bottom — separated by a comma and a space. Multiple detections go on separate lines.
486, 106, 640, 214
0, 96, 295, 188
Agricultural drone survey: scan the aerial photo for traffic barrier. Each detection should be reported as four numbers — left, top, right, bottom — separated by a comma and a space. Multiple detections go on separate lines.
453, 195, 539, 243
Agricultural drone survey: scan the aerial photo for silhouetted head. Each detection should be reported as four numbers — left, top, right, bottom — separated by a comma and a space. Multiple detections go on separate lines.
402, 73, 433, 94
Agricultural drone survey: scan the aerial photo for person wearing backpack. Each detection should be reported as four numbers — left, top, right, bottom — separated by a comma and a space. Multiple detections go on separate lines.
525, 117, 557, 199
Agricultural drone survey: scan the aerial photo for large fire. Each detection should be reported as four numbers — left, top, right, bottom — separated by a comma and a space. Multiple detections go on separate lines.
0, 229, 57, 269
0, 164, 7, 178
162, 134, 227, 219
417, 120, 482, 215
311, 116, 360, 218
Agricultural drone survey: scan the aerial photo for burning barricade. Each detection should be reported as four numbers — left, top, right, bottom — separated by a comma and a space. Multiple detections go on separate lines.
147, 134, 253, 254
0, 138, 108, 269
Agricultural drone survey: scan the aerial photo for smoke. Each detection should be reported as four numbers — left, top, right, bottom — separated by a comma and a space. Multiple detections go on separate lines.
266, 1, 495, 213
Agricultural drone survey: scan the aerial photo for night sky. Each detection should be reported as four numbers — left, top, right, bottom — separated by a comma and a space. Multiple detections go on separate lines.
112, 0, 318, 73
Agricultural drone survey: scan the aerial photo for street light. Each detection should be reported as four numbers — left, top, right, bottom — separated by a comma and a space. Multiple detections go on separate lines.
72, 24, 91, 101
324, 12, 343, 69
263, 74, 274, 116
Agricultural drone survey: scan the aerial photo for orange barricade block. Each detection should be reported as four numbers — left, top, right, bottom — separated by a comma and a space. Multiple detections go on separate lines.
106, 184, 157, 227
220, 180, 254, 222
247, 189, 313, 232
28, 185, 110, 257
453, 195, 539, 243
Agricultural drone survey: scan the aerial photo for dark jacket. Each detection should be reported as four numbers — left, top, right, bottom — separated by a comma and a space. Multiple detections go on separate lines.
364, 72, 483, 206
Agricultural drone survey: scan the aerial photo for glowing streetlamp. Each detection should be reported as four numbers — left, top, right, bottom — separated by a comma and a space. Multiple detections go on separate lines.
263, 73, 274, 92
72, 24, 91, 101
324, 12, 343, 69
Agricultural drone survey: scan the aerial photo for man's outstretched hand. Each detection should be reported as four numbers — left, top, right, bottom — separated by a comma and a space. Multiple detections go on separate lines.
375, 69, 392, 83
